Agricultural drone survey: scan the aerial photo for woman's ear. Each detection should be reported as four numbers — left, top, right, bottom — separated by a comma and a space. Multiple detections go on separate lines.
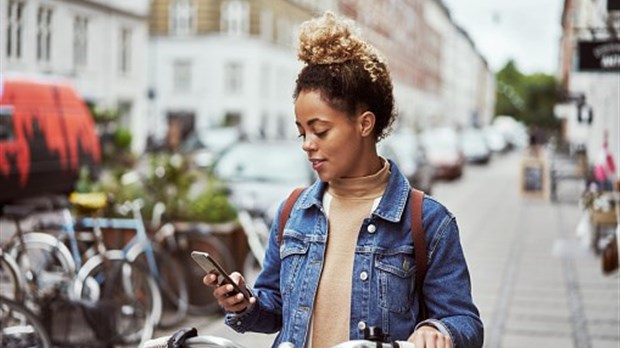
358, 111, 376, 137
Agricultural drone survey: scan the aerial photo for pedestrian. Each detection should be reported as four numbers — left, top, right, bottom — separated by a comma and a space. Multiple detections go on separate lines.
204, 11, 483, 348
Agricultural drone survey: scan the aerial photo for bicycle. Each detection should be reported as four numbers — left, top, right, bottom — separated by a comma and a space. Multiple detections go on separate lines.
0, 295, 52, 348
141, 327, 415, 348
78, 198, 189, 328
68, 193, 163, 345
3, 202, 77, 306
3, 193, 162, 346
236, 208, 270, 286
0, 248, 25, 303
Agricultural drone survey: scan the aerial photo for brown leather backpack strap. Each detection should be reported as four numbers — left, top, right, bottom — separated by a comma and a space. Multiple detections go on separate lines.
277, 187, 305, 245
411, 188, 427, 320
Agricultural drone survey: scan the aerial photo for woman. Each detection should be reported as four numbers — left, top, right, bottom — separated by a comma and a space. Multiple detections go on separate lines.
205, 11, 483, 348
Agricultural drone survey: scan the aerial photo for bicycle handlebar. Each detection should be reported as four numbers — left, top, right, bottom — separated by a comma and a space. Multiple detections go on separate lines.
141, 335, 415, 348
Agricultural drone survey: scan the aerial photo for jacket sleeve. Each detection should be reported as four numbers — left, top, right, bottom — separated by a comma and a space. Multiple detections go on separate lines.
418, 213, 484, 348
225, 201, 285, 334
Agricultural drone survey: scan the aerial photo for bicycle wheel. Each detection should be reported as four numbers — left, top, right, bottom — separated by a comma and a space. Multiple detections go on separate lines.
8, 232, 76, 299
0, 296, 52, 348
74, 250, 161, 346
127, 241, 189, 329
0, 250, 25, 303
173, 232, 235, 315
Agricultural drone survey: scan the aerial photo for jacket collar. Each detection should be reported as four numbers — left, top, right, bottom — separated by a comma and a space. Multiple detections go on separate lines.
297, 159, 411, 223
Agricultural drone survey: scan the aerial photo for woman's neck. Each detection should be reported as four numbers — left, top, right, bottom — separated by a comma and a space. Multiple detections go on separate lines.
328, 158, 389, 199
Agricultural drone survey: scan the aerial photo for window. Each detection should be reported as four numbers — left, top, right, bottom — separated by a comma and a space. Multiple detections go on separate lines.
37, 6, 53, 63
0, 107, 15, 141
173, 59, 192, 92
221, 0, 249, 36
224, 62, 243, 94
169, 0, 195, 36
276, 17, 292, 46
120, 27, 132, 74
73, 16, 88, 68
6, 1, 24, 59
260, 9, 273, 41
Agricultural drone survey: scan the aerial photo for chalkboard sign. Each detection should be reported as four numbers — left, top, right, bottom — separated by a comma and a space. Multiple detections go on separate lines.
521, 157, 548, 199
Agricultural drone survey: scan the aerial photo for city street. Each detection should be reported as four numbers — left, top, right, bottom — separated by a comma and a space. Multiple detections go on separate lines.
156, 149, 619, 348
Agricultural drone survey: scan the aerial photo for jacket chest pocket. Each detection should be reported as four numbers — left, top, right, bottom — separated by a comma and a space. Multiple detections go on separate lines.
375, 251, 415, 313
280, 235, 310, 296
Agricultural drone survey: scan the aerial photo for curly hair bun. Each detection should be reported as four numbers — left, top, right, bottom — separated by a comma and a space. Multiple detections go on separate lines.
298, 11, 378, 65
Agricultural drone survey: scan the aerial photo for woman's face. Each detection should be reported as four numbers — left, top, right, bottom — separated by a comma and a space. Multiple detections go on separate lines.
295, 90, 372, 182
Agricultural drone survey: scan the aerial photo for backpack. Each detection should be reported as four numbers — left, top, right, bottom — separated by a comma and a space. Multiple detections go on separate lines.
276, 187, 428, 320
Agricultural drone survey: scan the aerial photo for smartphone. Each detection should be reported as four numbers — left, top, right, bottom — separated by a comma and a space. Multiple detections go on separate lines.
191, 251, 251, 301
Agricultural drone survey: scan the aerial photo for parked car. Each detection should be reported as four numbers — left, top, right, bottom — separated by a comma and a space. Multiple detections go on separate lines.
460, 128, 492, 164
211, 140, 315, 219
0, 75, 101, 204
183, 127, 241, 169
421, 127, 465, 180
482, 125, 509, 153
492, 115, 529, 150
379, 131, 434, 194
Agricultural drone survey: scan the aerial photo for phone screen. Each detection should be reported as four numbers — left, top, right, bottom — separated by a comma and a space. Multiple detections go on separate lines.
191, 251, 251, 300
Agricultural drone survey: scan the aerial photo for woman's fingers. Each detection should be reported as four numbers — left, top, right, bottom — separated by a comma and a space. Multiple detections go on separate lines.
409, 326, 451, 348
203, 273, 218, 287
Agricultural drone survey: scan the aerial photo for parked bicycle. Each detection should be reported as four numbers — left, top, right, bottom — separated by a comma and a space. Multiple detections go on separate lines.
0, 295, 52, 348
3, 194, 161, 346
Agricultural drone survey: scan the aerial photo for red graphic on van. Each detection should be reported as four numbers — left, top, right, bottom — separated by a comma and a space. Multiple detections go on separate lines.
0, 77, 101, 202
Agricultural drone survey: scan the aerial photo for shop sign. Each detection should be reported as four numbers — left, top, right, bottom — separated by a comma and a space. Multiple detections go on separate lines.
578, 40, 620, 71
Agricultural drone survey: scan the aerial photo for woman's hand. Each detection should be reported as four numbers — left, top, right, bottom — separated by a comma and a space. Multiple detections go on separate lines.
203, 271, 256, 313
408, 325, 451, 348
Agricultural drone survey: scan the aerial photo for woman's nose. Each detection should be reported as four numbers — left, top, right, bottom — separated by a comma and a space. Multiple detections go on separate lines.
302, 137, 316, 152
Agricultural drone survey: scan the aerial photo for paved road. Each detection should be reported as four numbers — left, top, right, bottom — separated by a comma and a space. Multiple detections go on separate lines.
155, 150, 619, 348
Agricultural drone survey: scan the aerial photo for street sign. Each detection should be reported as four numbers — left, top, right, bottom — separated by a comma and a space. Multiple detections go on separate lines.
577, 40, 620, 71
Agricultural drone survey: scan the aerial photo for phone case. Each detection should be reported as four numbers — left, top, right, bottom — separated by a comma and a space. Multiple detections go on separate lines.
191, 251, 250, 300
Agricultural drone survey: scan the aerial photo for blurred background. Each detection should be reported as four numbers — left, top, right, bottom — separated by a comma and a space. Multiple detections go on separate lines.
0, 0, 618, 347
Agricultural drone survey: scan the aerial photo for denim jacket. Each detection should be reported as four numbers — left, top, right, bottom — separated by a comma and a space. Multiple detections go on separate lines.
226, 160, 483, 348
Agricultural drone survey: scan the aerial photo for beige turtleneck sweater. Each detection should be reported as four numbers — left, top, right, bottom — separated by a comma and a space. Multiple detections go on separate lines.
310, 159, 390, 348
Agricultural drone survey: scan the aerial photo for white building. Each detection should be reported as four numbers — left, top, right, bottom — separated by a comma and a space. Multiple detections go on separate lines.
558, 0, 619, 169
1, 0, 151, 152
149, 0, 333, 146
149, 0, 495, 149
424, 0, 495, 129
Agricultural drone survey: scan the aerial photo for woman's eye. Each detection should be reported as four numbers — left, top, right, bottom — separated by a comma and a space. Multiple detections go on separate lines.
297, 133, 306, 139
315, 130, 328, 138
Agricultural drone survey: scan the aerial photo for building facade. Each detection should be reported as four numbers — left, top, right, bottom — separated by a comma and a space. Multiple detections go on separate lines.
557, 0, 619, 168
1, 0, 151, 152
148, 0, 333, 145
149, 0, 495, 149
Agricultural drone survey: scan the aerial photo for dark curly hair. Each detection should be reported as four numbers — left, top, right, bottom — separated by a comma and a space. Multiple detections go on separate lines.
293, 12, 396, 141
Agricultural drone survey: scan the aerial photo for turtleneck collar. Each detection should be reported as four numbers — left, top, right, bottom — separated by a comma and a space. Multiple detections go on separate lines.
327, 157, 390, 199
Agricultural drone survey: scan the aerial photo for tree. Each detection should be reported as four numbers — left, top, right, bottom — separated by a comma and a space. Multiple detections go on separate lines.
495, 60, 560, 130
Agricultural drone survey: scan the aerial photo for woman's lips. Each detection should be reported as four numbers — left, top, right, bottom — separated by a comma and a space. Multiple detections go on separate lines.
310, 159, 325, 170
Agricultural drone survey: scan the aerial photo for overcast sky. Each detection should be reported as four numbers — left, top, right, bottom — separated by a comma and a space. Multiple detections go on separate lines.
442, 0, 564, 75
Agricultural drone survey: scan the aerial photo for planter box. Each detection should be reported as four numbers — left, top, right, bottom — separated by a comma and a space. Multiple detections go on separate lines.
590, 208, 617, 225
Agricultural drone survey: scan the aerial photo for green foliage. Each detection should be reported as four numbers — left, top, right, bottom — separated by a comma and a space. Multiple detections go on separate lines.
100, 153, 237, 223
185, 183, 237, 223
90, 106, 120, 124
75, 166, 94, 193
495, 60, 561, 129
113, 127, 133, 150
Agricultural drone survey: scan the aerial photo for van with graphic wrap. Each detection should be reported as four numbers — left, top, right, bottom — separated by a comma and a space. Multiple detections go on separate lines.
0, 75, 101, 204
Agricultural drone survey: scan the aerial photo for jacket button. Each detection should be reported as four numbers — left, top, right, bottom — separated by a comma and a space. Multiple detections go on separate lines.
360, 271, 368, 280
357, 321, 367, 330
367, 224, 376, 233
